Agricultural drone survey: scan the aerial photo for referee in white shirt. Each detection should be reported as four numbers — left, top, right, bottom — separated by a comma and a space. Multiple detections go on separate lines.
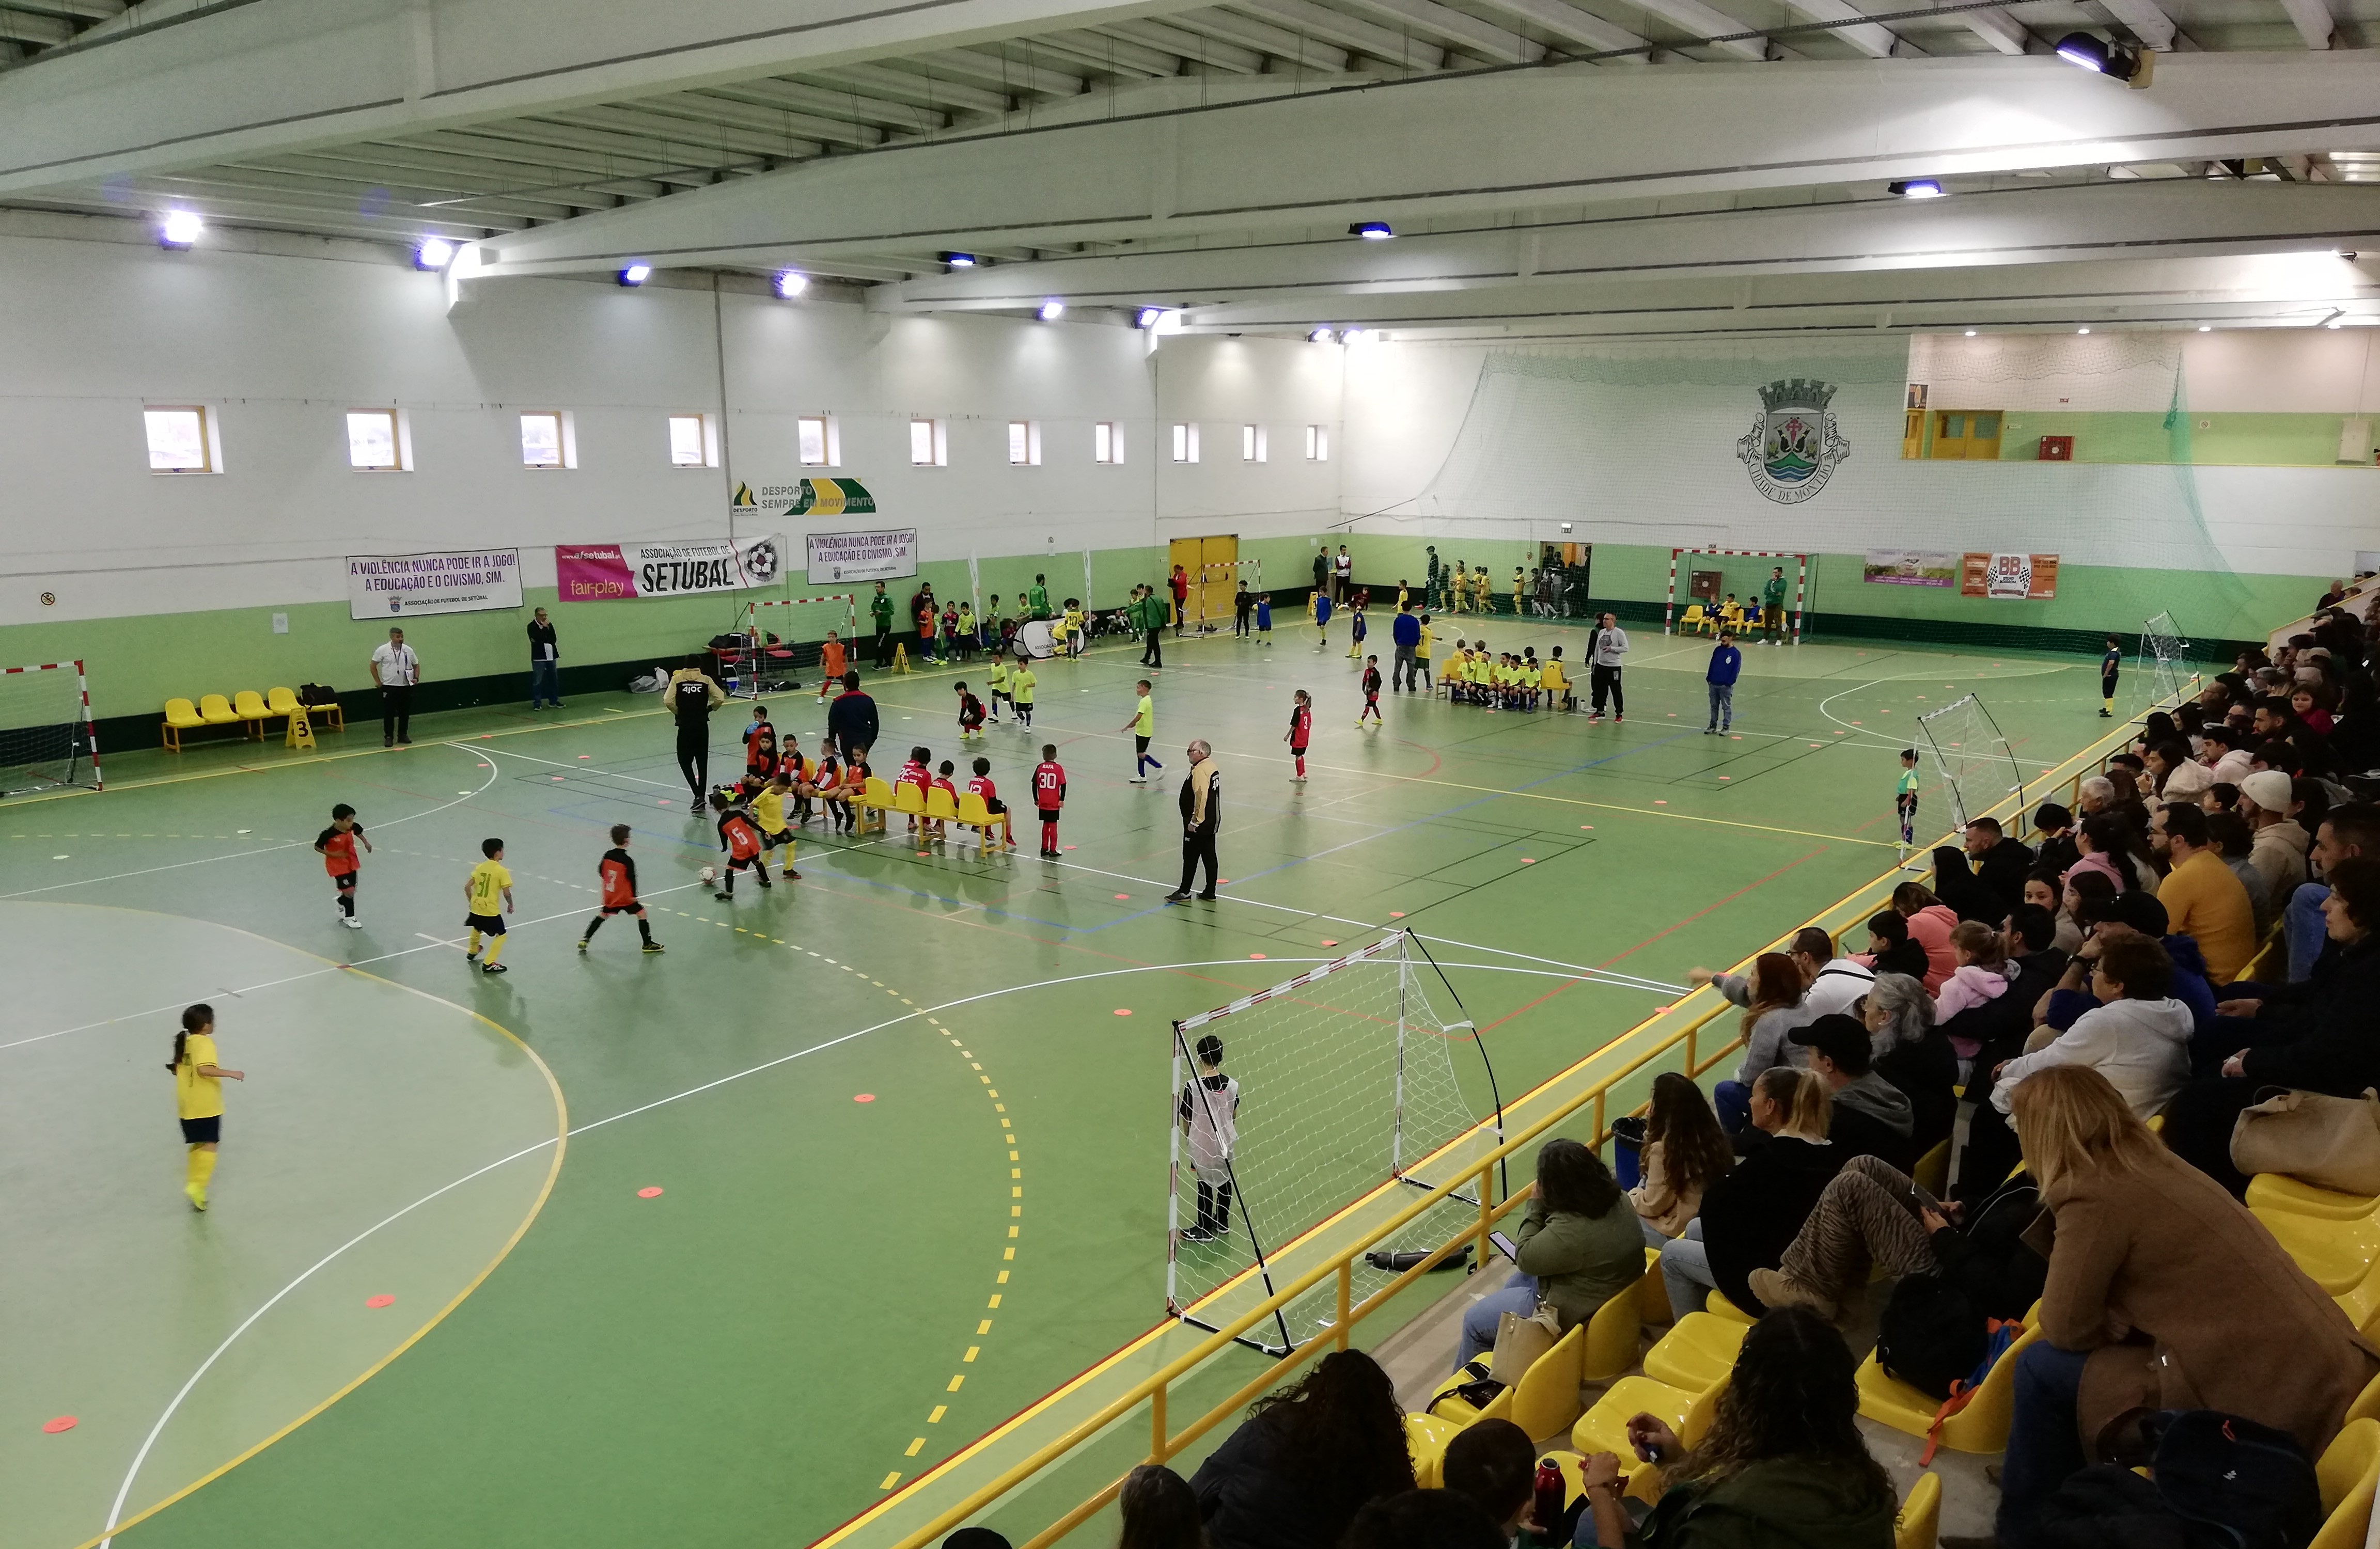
369, 627, 419, 747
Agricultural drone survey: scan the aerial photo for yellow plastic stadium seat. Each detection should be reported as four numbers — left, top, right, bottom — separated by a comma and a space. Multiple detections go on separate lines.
1509, 1323, 1589, 1442
1914, 1139, 1951, 1198
2253, 1200, 2380, 1293
1582, 1257, 1655, 1382
161, 697, 204, 751
954, 792, 1010, 849
1405, 1413, 1460, 1488
1427, 1374, 1513, 1431
1705, 1289, 1755, 1324
894, 782, 926, 815
2249, 1174, 2380, 1221
1679, 603, 1708, 635
232, 690, 269, 738
1572, 1376, 1723, 1494
2346, 1368, 2380, 1428
1641, 1312, 1749, 1392
2334, 1257, 2380, 1339
1856, 1321, 2041, 1453
1896, 1471, 1942, 1549
925, 785, 959, 823
856, 776, 893, 834
267, 686, 301, 716
2312, 1419, 2380, 1549
198, 692, 239, 725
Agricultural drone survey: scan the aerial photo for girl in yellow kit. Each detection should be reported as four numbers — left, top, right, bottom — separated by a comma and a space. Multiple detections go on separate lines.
167, 1003, 243, 1210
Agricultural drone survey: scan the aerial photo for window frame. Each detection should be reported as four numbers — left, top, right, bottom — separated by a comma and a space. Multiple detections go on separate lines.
519, 409, 576, 470
345, 408, 411, 472
144, 404, 218, 474
910, 418, 948, 467
667, 413, 719, 469
1241, 423, 1267, 463
1305, 424, 1329, 462
797, 414, 841, 468
1007, 420, 1043, 467
1170, 422, 1200, 464
1093, 421, 1124, 464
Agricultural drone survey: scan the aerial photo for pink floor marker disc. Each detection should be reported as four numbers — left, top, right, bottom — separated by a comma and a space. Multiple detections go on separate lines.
1321, 940, 1339, 947
1064, 845, 1076, 850
1520, 858, 1536, 863
42, 1416, 75, 1434
1249, 953, 1267, 960
1114, 894, 1130, 900
637, 1186, 665, 1197
552, 776, 565, 781
1114, 1008, 1133, 1016
366, 1294, 396, 1308
1389, 911, 1406, 918
579, 754, 590, 760
1653, 1005, 1673, 1014
1718, 775, 1732, 781
1654, 799, 1668, 805
1731, 735, 1742, 740
853, 1095, 876, 1103
1665, 712, 1674, 717
1809, 742, 1822, 748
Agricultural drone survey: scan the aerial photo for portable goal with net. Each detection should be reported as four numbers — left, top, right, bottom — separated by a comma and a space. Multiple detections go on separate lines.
1183, 559, 1263, 636
1167, 931, 1501, 1356
0, 660, 101, 796
1914, 692, 2024, 838
2138, 611, 2198, 710
731, 595, 859, 694
1663, 549, 1807, 643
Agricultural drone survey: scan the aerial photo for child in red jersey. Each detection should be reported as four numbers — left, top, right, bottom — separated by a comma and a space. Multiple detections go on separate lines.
580, 824, 663, 953
745, 722, 781, 784
709, 789, 769, 898
967, 755, 1014, 849
313, 802, 372, 928
931, 760, 959, 841
1358, 656, 1383, 729
898, 745, 931, 835
1032, 744, 1068, 857
955, 682, 987, 741
1286, 689, 1313, 781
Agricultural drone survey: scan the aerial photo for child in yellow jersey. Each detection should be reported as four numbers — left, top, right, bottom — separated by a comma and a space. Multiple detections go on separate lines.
987, 656, 1009, 723
755, 770, 800, 880
1440, 646, 1467, 698
167, 1001, 242, 1210
1542, 647, 1573, 713
1010, 661, 1037, 729
1416, 615, 1435, 683
463, 837, 514, 974
1063, 600, 1087, 658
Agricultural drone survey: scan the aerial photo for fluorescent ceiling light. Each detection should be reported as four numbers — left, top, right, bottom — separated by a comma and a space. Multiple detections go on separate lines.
618, 263, 652, 287
1135, 307, 1165, 329
1964, 329, 1978, 337
1889, 179, 1946, 199
2198, 325, 2213, 331
773, 270, 808, 299
2054, 32, 2108, 70
943, 251, 979, 268
1309, 327, 1336, 343
2077, 326, 2091, 334
414, 238, 455, 271
1349, 221, 1394, 240
1037, 299, 1065, 321
159, 210, 203, 248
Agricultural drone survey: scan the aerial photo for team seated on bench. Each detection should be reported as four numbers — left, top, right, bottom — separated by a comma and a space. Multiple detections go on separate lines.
1436, 641, 1574, 711
738, 718, 1011, 848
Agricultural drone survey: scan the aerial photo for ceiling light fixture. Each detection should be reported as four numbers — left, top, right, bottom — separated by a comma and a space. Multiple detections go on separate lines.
1964, 329, 1978, 337
1889, 179, 1946, 199
159, 210, 203, 249
1341, 327, 1371, 344
1309, 327, 1336, 343
2077, 326, 2091, 335
1349, 221, 1394, 240
773, 270, 808, 299
2199, 325, 2213, 331
414, 238, 456, 271
1135, 307, 1166, 329
618, 263, 652, 287
942, 251, 979, 268
1037, 299, 1065, 322
2054, 31, 2151, 84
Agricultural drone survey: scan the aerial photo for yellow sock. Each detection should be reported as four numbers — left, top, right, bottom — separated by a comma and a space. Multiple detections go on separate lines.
2104, 697, 2114, 712
482, 934, 506, 965
466, 929, 482, 955
186, 1146, 216, 1200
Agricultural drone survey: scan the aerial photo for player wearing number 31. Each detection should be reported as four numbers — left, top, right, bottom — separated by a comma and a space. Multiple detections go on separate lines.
1166, 740, 1220, 903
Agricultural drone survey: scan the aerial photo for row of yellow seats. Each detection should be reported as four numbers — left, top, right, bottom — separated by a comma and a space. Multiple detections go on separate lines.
844, 776, 1013, 847
1677, 603, 1764, 636
161, 688, 340, 750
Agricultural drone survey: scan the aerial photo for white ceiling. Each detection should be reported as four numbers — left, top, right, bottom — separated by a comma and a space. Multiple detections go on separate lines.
5, 0, 2380, 340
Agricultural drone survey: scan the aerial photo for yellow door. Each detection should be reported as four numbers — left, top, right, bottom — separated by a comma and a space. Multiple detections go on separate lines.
1167, 535, 1238, 630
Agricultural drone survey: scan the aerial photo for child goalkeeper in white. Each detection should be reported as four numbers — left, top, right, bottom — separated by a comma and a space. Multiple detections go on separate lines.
1176, 1033, 1241, 1242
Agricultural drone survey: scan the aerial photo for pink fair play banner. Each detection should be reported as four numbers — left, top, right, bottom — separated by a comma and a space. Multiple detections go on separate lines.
555, 535, 784, 602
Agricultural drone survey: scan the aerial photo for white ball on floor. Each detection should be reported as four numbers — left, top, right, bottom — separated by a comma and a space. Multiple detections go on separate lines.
700, 865, 717, 883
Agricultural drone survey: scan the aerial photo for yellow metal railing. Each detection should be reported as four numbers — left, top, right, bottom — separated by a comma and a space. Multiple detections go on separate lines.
890, 694, 2167, 1549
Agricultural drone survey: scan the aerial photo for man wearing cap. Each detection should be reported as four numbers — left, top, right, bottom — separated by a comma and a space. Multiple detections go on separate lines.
2147, 803, 2257, 984
2239, 769, 2310, 919
1931, 816, 2034, 924
1786, 1015, 1915, 1173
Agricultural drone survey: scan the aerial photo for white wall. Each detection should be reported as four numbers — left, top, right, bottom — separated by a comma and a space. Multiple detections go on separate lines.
0, 227, 1346, 626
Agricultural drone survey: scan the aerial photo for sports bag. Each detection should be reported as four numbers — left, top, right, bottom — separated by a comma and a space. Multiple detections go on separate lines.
1875, 1274, 1984, 1402
2147, 1410, 2322, 1549
299, 683, 339, 707
2230, 1086, 2380, 1196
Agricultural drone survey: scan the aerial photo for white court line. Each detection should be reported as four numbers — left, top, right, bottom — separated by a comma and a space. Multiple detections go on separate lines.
0, 746, 503, 901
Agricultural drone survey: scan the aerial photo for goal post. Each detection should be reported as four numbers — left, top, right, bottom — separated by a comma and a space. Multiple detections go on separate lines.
0, 660, 101, 797
733, 595, 859, 694
1914, 692, 2025, 839
1165, 931, 1501, 1355
2138, 611, 2198, 712
1187, 559, 1262, 636
1664, 548, 1808, 644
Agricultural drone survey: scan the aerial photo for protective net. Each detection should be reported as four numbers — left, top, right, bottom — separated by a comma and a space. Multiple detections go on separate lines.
1183, 560, 1263, 635
1914, 693, 2025, 836
0, 662, 98, 797
2139, 611, 2197, 708
734, 596, 859, 692
1167, 934, 1496, 1353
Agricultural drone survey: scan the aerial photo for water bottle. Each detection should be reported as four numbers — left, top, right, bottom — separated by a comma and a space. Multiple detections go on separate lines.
1532, 1457, 1565, 1542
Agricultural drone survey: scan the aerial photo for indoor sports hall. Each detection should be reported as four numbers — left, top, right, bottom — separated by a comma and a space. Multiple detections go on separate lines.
4, 9, 2379, 1549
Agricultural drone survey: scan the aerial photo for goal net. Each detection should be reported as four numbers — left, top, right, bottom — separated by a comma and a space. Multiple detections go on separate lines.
732, 595, 859, 693
1914, 692, 2024, 837
0, 661, 101, 797
1664, 549, 1807, 643
2139, 611, 2196, 710
1185, 560, 1262, 636
1167, 932, 1500, 1354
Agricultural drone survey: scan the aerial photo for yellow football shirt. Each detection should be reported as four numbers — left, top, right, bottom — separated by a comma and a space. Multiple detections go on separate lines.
1011, 668, 1037, 705
467, 859, 511, 915
176, 1032, 223, 1120
753, 786, 787, 835
1134, 694, 1154, 735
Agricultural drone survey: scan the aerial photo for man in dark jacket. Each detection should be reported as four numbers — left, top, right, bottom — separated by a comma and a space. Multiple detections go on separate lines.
2030, 802, 2080, 881
1940, 904, 2066, 1071
1932, 817, 2035, 924
1390, 603, 1422, 691
824, 671, 879, 764
1794, 1016, 1918, 1174
1166, 740, 1221, 903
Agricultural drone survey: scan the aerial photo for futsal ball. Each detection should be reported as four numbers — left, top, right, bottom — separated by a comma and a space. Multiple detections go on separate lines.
700, 865, 717, 883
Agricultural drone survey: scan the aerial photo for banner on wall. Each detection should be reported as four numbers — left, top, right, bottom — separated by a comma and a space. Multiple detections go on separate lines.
347, 549, 522, 620
1861, 549, 1956, 588
806, 528, 917, 584
1962, 552, 2060, 599
555, 534, 784, 602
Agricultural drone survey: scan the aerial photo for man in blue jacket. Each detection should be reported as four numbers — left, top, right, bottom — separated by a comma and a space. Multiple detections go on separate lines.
1390, 602, 1422, 691
1705, 629, 1742, 734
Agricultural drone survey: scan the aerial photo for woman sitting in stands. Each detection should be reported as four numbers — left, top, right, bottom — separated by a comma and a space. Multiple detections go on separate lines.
1188, 1349, 1412, 1549
1455, 1138, 1648, 1368
1979, 1065, 2380, 1549
1658, 1068, 1841, 1321
1629, 1073, 1734, 1248
1575, 1306, 1898, 1548
1892, 882, 1961, 992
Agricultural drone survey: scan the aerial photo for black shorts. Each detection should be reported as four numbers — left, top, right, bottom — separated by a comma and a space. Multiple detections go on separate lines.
1136, 735, 1152, 754
600, 902, 643, 915
465, 911, 507, 935
986, 798, 1007, 815
330, 871, 358, 890
180, 1115, 221, 1145
1037, 808, 1061, 823
726, 854, 759, 872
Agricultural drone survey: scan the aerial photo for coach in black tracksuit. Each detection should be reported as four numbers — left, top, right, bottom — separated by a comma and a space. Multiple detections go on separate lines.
665, 663, 726, 802
1167, 741, 1221, 903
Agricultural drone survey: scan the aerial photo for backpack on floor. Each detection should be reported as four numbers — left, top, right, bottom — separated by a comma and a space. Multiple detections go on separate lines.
1874, 1274, 1985, 1402
2150, 1411, 2323, 1549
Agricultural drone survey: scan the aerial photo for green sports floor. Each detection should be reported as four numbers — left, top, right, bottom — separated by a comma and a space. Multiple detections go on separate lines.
3, 619, 2131, 1549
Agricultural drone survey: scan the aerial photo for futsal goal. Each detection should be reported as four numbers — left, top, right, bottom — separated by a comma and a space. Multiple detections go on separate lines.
2138, 611, 2198, 709
1167, 931, 1501, 1355
1914, 692, 2024, 837
1184, 559, 1262, 636
0, 660, 102, 797
1663, 548, 1807, 643
732, 595, 859, 694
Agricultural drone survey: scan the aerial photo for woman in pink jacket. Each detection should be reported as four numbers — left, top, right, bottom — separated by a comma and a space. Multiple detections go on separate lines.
1892, 881, 1960, 992
2061, 813, 2140, 895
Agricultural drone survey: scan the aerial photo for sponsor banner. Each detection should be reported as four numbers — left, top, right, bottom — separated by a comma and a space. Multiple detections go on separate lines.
347, 549, 522, 621
1962, 552, 2060, 599
734, 478, 878, 517
1861, 549, 1957, 588
806, 528, 918, 584
555, 534, 784, 602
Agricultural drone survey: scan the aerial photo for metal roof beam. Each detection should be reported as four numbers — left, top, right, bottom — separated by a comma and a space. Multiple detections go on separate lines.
1155, 9, 1351, 70
1096, 18, 1266, 71
1231, 0, 1445, 70
798, 62, 1014, 116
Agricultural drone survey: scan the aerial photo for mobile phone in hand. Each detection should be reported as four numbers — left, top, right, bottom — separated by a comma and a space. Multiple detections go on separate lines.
1490, 1230, 1519, 1262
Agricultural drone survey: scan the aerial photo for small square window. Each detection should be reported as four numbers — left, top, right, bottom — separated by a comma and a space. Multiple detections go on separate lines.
1242, 424, 1266, 463
1171, 423, 1199, 464
1007, 420, 1042, 466
798, 416, 831, 467
668, 414, 715, 468
145, 406, 213, 472
347, 409, 407, 471
1306, 424, 1329, 462
910, 419, 947, 467
1094, 422, 1124, 464
521, 410, 573, 469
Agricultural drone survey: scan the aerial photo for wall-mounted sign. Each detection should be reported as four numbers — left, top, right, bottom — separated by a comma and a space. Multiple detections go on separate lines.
1862, 549, 1956, 588
347, 549, 522, 620
1962, 552, 2060, 599
806, 529, 917, 584
555, 535, 782, 602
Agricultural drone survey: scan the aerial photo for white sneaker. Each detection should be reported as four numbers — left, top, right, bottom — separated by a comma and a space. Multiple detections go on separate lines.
343, 916, 363, 929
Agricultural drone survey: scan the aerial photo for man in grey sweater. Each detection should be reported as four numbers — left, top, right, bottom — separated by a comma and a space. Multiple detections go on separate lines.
1586, 612, 1629, 723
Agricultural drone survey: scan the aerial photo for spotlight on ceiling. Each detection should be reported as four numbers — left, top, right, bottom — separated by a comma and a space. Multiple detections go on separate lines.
1341, 327, 1371, 344
414, 238, 456, 271
2199, 325, 2213, 331
1349, 221, 1394, 240
159, 210, 203, 249
773, 270, 808, 299
2077, 326, 2091, 335
942, 251, 979, 268
2054, 31, 2150, 83
1309, 327, 1336, 343
1964, 329, 1978, 337
618, 263, 652, 287
1889, 179, 1946, 199
1037, 299, 1066, 322
1135, 307, 1166, 329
